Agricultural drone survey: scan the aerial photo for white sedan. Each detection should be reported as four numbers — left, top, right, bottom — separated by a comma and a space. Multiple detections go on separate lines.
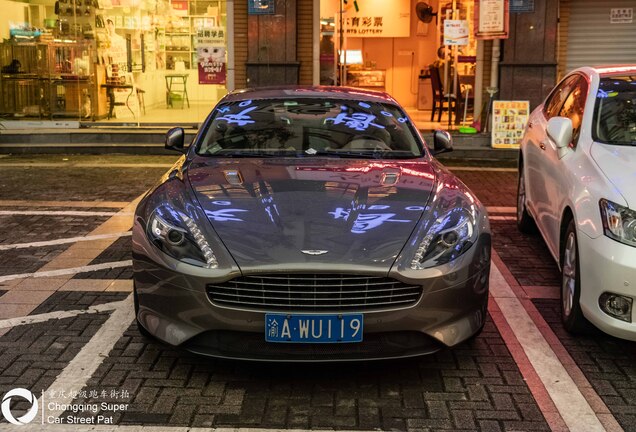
517, 65, 636, 340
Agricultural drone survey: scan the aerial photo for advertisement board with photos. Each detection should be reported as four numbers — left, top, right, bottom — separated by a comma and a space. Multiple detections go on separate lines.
491, 100, 529, 149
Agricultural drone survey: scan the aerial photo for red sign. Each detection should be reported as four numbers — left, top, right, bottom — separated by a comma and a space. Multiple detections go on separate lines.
198, 61, 226, 85
171, 0, 188, 16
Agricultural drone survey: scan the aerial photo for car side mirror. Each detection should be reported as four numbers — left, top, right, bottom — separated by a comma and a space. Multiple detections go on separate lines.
432, 130, 453, 155
165, 127, 186, 153
547, 117, 573, 159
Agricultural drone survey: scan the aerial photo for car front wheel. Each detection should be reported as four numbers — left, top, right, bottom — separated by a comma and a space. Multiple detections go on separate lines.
561, 219, 590, 333
516, 166, 536, 233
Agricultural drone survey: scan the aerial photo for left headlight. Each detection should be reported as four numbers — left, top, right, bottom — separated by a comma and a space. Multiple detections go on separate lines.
147, 207, 218, 268
600, 199, 636, 248
411, 206, 479, 270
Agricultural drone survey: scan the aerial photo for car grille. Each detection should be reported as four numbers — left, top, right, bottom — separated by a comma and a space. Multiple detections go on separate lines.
206, 274, 422, 312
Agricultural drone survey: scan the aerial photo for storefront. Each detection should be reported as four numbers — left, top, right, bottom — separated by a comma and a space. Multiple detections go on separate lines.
0, 0, 228, 124
0, 0, 518, 129
319, 0, 478, 123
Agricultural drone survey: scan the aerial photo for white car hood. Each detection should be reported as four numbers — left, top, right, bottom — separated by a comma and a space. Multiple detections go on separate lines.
591, 142, 636, 207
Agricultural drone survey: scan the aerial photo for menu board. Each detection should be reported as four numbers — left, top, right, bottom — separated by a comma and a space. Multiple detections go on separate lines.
491, 100, 529, 149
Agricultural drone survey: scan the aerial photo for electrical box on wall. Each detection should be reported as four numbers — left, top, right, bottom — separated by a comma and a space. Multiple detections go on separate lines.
416, 22, 429, 36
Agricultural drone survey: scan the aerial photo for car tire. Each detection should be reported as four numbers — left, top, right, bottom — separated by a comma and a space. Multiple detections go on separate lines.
560, 219, 591, 334
516, 166, 536, 233
133, 284, 155, 340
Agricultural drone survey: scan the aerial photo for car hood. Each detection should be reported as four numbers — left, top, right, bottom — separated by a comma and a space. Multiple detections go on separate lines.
591, 142, 636, 206
187, 157, 436, 271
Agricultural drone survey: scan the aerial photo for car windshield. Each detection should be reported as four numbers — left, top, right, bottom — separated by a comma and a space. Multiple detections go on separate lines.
196, 97, 425, 158
593, 76, 636, 145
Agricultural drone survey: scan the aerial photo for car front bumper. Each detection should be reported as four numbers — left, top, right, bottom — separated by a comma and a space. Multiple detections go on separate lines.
578, 232, 636, 341
132, 222, 491, 361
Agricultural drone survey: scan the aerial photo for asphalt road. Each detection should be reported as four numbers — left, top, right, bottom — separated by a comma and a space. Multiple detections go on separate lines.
0, 155, 633, 432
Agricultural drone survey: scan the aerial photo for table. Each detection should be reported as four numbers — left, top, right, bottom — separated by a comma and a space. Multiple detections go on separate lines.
165, 74, 190, 108
101, 83, 135, 119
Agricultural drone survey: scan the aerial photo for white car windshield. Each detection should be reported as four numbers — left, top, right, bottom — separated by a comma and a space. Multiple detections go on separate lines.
593, 76, 636, 145
197, 98, 425, 159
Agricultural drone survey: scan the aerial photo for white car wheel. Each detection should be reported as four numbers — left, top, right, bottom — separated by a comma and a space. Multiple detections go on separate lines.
560, 219, 590, 333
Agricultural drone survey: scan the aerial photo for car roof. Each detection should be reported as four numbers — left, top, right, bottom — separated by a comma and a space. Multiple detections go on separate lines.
221, 85, 400, 105
590, 65, 636, 77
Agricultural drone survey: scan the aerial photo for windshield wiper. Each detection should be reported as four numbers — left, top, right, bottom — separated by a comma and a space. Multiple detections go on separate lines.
311, 150, 382, 159
205, 150, 288, 158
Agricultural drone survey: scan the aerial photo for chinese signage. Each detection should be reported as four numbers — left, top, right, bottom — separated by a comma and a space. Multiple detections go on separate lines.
491, 100, 529, 149
322, 0, 410, 37
171, 0, 188, 16
195, 27, 226, 85
444, 20, 469, 45
475, 0, 509, 40
610, 8, 633, 24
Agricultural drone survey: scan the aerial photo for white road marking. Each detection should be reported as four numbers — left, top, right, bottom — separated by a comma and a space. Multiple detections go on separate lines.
0, 300, 125, 329
37, 294, 135, 422
0, 210, 128, 217
0, 162, 173, 168
0, 260, 132, 283
0, 200, 129, 208
490, 263, 607, 432
0, 232, 131, 251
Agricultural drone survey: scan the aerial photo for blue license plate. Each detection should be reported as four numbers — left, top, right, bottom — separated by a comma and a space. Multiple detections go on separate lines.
265, 313, 363, 343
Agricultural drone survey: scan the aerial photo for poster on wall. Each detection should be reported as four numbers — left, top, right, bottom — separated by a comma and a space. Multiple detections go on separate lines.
491, 100, 529, 149
196, 27, 226, 85
474, 0, 509, 39
443, 20, 469, 45
322, 0, 410, 37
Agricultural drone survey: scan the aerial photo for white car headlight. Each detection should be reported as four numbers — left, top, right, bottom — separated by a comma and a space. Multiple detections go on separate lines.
600, 199, 636, 247
411, 206, 478, 270
147, 208, 218, 268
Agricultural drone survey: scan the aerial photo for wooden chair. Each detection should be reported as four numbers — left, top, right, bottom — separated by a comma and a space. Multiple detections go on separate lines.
429, 64, 457, 123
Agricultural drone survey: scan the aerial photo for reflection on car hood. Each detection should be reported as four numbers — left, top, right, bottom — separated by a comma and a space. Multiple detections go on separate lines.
591, 142, 636, 207
187, 157, 436, 271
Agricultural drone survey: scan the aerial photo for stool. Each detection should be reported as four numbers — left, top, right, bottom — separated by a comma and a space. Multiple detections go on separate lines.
165, 74, 190, 108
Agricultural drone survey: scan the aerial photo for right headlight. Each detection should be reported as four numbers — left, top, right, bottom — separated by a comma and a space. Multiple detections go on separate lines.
600, 199, 636, 247
411, 206, 479, 270
147, 207, 219, 268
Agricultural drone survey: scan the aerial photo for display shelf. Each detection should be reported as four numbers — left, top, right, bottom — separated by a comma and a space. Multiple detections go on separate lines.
0, 41, 95, 119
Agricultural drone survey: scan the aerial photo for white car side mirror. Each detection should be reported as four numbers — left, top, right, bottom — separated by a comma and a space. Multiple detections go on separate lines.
547, 117, 573, 159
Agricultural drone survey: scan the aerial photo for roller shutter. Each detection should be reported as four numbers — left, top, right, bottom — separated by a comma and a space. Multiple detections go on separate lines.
563, 0, 636, 73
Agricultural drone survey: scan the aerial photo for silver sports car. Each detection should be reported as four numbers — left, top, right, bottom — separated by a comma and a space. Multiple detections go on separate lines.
132, 86, 491, 361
